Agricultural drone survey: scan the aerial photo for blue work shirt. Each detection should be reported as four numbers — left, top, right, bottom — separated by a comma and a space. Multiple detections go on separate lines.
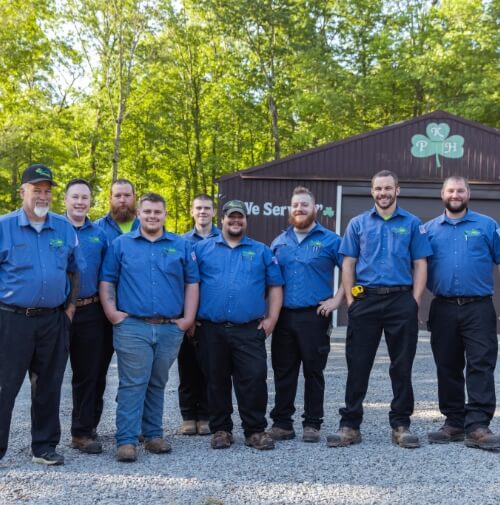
195, 234, 284, 324
340, 206, 432, 287
68, 217, 108, 298
183, 225, 220, 243
425, 210, 500, 296
95, 213, 139, 244
0, 209, 82, 308
100, 228, 199, 317
271, 223, 342, 308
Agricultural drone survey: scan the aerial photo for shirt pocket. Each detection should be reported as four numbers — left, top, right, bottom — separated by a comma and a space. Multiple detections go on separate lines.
389, 230, 411, 258
10, 244, 32, 270
55, 246, 70, 270
465, 233, 487, 256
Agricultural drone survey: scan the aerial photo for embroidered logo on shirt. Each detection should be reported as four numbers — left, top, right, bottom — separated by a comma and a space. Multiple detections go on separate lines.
49, 238, 64, 248
464, 229, 481, 237
391, 226, 409, 235
242, 250, 256, 257
163, 247, 177, 254
88, 235, 102, 244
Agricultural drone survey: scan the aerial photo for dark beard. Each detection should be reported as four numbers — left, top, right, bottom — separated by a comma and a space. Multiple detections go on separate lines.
445, 201, 467, 215
111, 206, 136, 223
289, 213, 315, 230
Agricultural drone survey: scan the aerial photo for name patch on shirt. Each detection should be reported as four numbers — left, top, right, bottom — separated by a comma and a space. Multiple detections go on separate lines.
49, 238, 64, 248
391, 226, 409, 235
465, 229, 481, 237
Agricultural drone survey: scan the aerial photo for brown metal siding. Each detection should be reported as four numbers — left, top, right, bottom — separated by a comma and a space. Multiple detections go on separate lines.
218, 179, 339, 245
219, 111, 499, 182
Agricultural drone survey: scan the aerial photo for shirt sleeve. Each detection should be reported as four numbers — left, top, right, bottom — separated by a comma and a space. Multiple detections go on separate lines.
264, 245, 284, 286
339, 219, 360, 258
409, 219, 433, 260
490, 222, 500, 264
99, 241, 121, 283
183, 239, 200, 284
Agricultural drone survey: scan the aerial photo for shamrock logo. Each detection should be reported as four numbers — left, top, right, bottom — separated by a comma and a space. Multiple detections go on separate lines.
322, 207, 335, 218
411, 123, 464, 168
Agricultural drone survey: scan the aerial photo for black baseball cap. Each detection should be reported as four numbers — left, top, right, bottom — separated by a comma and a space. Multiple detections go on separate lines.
222, 200, 247, 216
21, 164, 57, 186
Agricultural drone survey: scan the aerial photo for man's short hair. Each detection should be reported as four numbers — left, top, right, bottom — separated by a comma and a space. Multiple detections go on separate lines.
192, 193, 214, 204
371, 170, 399, 187
65, 178, 92, 194
291, 186, 315, 204
139, 193, 166, 207
442, 175, 470, 192
111, 178, 135, 194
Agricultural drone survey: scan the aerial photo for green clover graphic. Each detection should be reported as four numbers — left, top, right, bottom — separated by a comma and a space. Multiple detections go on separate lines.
322, 207, 335, 218
411, 122, 464, 168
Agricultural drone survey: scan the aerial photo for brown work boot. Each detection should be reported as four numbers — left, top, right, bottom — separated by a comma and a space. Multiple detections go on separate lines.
464, 427, 500, 451
392, 426, 420, 449
268, 426, 296, 441
196, 420, 211, 436
144, 437, 171, 454
326, 427, 362, 447
428, 425, 464, 444
71, 436, 103, 454
245, 432, 275, 450
211, 431, 234, 449
302, 426, 321, 443
180, 420, 197, 436
116, 444, 137, 462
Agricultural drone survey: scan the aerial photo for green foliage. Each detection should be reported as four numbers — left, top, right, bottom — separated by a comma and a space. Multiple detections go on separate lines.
0, 0, 498, 229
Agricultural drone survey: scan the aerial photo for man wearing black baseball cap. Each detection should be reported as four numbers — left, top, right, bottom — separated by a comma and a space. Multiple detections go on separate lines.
0, 164, 83, 465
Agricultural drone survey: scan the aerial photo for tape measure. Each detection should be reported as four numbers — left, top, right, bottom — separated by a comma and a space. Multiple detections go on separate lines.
351, 285, 365, 298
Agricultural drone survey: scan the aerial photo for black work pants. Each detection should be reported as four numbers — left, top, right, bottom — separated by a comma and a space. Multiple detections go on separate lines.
199, 320, 268, 437
340, 291, 418, 429
69, 302, 107, 437
177, 327, 209, 421
0, 309, 69, 459
270, 307, 330, 430
94, 318, 114, 430
428, 297, 498, 432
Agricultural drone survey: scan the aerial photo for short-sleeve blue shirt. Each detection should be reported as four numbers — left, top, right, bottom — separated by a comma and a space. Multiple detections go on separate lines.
340, 206, 432, 287
100, 228, 199, 317
95, 213, 140, 244
271, 223, 342, 308
183, 225, 220, 243
195, 234, 284, 324
0, 209, 82, 308
68, 217, 108, 298
425, 210, 500, 296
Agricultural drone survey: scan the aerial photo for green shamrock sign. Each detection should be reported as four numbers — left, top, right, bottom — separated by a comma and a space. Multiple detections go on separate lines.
322, 207, 335, 218
411, 123, 464, 168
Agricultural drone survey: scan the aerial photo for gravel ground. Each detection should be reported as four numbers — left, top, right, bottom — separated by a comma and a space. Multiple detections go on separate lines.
1, 330, 499, 505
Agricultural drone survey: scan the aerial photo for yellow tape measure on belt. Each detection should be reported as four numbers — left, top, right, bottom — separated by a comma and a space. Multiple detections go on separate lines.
351, 285, 365, 298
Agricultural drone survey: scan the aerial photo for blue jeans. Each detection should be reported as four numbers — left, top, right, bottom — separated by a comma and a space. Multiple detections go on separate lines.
113, 317, 183, 447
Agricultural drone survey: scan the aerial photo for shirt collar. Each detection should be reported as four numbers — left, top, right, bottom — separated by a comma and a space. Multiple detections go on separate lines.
19, 208, 55, 230
369, 205, 403, 220
438, 209, 475, 225
130, 227, 174, 242
215, 233, 252, 247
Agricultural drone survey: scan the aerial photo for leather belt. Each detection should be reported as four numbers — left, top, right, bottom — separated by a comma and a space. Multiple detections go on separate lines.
436, 295, 491, 306
136, 316, 178, 324
202, 319, 261, 328
364, 285, 412, 295
283, 306, 318, 313
0, 302, 62, 317
76, 294, 100, 307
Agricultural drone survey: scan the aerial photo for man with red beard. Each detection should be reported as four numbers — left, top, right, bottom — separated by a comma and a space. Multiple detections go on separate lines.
94, 179, 139, 439
269, 186, 344, 443
327, 170, 431, 449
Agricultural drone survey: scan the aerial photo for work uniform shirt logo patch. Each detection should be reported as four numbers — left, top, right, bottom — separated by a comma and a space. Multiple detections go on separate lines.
49, 238, 65, 248
391, 226, 409, 235
88, 235, 102, 244
464, 229, 481, 238
163, 247, 177, 254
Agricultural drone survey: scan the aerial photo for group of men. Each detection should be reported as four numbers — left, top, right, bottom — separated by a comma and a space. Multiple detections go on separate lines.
0, 165, 498, 467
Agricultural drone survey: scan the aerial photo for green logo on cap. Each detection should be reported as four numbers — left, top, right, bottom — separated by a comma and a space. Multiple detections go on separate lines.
35, 167, 50, 176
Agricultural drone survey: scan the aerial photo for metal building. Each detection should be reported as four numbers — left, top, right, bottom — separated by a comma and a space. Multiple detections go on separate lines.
217, 110, 500, 327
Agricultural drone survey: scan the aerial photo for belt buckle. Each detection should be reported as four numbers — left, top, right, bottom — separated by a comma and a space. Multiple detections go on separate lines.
25, 308, 38, 317
456, 297, 465, 306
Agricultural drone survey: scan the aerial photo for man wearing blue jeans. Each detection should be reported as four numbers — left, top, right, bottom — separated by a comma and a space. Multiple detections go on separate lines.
100, 193, 199, 462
